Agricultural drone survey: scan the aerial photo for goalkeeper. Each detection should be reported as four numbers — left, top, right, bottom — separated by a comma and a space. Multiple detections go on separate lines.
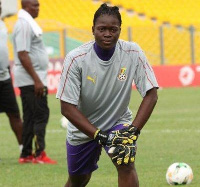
56, 3, 158, 187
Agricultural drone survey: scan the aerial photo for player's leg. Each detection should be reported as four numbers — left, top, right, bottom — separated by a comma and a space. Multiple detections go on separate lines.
65, 173, 92, 187
30, 87, 57, 164
6, 112, 22, 145
0, 78, 23, 145
104, 124, 139, 187
65, 140, 102, 187
19, 86, 35, 158
115, 163, 139, 187
33, 86, 49, 157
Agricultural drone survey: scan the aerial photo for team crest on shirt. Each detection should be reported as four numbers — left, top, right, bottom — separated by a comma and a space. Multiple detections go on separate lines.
117, 67, 127, 81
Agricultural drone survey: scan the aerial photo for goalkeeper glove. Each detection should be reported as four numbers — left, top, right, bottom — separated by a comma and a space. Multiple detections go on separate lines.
94, 129, 108, 146
111, 143, 136, 165
117, 125, 140, 143
94, 129, 131, 146
106, 130, 132, 146
94, 125, 140, 147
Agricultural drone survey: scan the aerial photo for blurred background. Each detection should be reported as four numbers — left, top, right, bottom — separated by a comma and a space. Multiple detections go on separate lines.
1, 0, 200, 90
2, 0, 200, 65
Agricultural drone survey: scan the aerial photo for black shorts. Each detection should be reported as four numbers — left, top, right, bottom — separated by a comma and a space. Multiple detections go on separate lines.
0, 78, 20, 113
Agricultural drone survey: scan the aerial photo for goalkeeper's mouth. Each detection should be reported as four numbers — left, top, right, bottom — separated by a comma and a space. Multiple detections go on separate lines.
103, 40, 112, 44
100, 40, 115, 49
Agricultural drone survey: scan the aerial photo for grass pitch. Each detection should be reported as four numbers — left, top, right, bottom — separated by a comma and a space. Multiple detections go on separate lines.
0, 87, 200, 187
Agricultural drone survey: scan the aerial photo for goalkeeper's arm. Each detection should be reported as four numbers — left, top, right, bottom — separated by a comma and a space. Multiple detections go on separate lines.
61, 101, 136, 146
61, 101, 98, 139
109, 88, 158, 165
131, 88, 158, 131
61, 101, 112, 146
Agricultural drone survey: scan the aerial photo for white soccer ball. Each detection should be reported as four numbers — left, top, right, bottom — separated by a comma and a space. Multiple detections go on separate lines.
60, 116, 69, 129
166, 162, 193, 185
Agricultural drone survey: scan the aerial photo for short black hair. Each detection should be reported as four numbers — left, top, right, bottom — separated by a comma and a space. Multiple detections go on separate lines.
93, 3, 122, 26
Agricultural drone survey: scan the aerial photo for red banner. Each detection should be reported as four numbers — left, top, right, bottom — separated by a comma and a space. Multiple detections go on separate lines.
153, 65, 200, 88
12, 59, 200, 95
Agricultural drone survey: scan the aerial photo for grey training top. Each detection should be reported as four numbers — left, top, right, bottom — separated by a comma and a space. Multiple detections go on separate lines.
0, 20, 10, 81
56, 40, 159, 145
12, 19, 49, 87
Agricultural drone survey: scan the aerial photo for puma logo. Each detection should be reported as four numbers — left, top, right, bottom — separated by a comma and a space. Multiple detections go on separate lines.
87, 76, 96, 84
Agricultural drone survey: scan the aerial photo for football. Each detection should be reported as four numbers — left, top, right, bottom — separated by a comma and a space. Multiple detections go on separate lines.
60, 116, 69, 129
166, 162, 193, 185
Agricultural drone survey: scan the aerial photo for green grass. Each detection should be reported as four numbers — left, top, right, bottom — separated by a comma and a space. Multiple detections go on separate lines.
0, 87, 200, 187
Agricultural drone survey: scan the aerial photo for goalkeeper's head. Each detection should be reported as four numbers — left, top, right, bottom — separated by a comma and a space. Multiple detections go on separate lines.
92, 3, 122, 51
93, 3, 122, 26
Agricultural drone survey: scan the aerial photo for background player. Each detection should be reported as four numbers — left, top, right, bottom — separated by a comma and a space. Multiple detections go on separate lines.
0, 0, 23, 153
12, 0, 56, 164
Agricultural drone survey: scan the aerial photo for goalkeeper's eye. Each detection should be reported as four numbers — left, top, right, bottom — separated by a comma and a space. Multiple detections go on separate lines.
98, 27, 105, 32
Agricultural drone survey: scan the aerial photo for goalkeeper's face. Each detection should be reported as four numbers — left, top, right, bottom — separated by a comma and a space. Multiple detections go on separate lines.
92, 14, 121, 50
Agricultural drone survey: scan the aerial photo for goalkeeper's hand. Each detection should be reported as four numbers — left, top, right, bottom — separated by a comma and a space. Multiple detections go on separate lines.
107, 125, 140, 147
94, 129, 108, 146
106, 130, 133, 147
94, 125, 140, 147
117, 125, 140, 143
110, 143, 136, 165
94, 129, 132, 146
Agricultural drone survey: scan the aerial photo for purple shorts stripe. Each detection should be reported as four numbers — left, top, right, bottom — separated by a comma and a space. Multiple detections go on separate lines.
66, 124, 129, 175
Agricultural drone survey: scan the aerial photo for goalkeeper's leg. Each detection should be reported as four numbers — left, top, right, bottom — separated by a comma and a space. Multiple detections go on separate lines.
103, 123, 139, 187
65, 141, 102, 187
65, 173, 92, 187
116, 163, 139, 187
107, 144, 139, 186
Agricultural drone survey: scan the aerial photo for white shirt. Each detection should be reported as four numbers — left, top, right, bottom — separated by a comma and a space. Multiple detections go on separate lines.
12, 19, 49, 87
0, 20, 10, 81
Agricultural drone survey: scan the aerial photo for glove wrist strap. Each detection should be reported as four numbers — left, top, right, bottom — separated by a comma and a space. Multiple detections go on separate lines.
94, 129, 100, 139
132, 125, 141, 135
